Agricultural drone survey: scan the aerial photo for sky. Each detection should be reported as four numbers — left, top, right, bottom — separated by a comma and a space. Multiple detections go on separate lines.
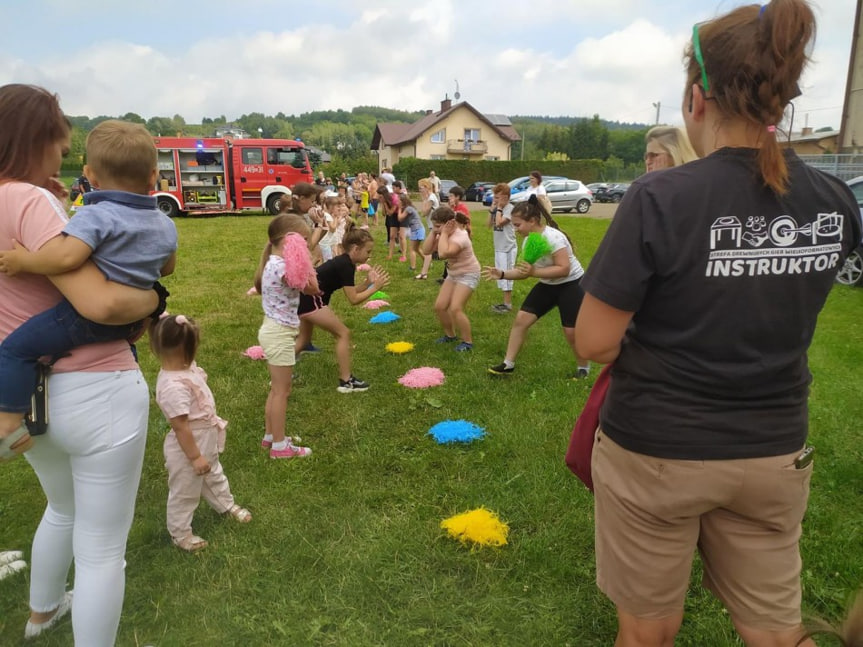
0, 0, 856, 132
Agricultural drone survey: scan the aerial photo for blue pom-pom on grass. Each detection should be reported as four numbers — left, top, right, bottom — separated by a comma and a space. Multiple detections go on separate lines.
428, 420, 485, 444
369, 311, 401, 324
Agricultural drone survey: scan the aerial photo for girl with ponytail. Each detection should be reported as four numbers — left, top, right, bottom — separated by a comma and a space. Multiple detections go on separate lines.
575, 1, 862, 644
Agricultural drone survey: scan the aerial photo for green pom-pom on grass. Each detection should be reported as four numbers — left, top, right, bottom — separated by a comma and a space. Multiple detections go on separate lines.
521, 232, 553, 264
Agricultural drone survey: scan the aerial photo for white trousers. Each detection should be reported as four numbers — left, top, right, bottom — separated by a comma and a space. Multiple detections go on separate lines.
494, 248, 517, 292
25, 369, 149, 647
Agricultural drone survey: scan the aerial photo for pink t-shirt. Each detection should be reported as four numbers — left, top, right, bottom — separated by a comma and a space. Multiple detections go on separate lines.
445, 227, 481, 276
0, 182, 137, 373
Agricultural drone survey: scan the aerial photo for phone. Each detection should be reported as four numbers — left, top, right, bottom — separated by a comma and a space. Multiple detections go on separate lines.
794, 446, 815, 469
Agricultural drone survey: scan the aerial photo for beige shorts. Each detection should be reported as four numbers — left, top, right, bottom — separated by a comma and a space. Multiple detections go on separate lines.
592, 428, 812, 630
257, 316, 299, 367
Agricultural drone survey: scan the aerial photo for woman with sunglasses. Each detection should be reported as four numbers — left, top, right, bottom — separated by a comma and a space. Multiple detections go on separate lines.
643, 125, 697, 172
575, 2, 861, 645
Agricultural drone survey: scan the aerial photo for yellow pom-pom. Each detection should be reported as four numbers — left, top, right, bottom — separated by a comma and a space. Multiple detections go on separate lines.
386, 341, 415, 354
440, 507, 509, 547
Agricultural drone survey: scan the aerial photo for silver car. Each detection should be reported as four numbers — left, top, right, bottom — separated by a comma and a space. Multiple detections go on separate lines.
835, 175, 863, 286
511, 177, 593, 214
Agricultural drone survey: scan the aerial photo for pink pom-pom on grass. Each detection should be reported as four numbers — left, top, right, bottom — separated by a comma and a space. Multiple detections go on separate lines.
364, 299, 390, 310
398, 367, 445, 388
243, 345, 266, 360
282, 232, 315, 289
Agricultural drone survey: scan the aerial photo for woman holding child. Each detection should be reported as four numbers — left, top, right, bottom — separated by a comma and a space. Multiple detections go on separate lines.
0, 84, 161, 645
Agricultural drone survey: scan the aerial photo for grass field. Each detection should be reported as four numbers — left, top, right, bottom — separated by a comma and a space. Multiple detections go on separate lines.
1, 209, 862, 646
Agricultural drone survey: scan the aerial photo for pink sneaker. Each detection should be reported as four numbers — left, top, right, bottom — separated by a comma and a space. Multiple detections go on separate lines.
398, 256, 407, 262
270, 443, 312, 459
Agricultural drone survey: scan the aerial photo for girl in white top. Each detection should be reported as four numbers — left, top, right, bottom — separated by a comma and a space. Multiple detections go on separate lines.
483, 195, 590, 378
415, 179, 440, 279
253, 214, 318, 459
318, 196, 338, 262
151, 314, 251, 552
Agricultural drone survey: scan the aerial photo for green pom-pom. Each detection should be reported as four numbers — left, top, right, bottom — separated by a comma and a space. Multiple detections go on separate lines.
371, 290, 390, 300
522, 232, 553, 264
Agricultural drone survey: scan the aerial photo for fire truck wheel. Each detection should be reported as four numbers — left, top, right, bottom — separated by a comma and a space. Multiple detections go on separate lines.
157, 197, 179, 219
266, 193, 284, 216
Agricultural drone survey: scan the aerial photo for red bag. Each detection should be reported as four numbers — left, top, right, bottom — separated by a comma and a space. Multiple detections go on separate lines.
565, 363, 613, 492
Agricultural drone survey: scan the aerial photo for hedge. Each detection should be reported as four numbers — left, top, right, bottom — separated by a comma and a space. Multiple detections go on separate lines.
392, 158, 610, 190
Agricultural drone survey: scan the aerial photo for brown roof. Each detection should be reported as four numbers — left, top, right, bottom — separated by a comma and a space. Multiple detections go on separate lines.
371, 101, 521, 149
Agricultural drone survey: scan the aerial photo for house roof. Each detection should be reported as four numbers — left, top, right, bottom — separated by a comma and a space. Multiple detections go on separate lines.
785, 129, 840, 143
371, 101, 521, 149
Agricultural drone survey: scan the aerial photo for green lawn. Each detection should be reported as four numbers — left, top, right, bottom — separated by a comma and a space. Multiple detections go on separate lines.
1, 211, 862, 646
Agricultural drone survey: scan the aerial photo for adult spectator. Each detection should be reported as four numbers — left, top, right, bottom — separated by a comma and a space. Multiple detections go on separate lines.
380, 167, 395, 189
314, 171, 327, 187
428, 170, 441, 195
0, 83, 159, 644
575, 3, 861, 645
643, 126, 698, 172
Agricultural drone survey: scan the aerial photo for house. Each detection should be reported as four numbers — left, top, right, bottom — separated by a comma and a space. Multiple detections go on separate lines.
370, 97, 521, 172
780, 127, 840, 155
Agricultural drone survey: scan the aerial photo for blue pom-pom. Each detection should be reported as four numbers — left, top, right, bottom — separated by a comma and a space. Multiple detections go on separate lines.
428, 420, 485, 444
369, 310, 401, 324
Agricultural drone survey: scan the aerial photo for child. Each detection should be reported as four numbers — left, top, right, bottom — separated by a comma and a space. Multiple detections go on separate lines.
488, 182, 516, 313
397, 193, 427, 274
295, 224, 390, 392
332, 201, 351, 255
421, 206, 479, 352
151, 314, 251, 552
483, 195, 590, 378
415, 179, 440, 280
254, 213, 317, 458
378, 186, 401, 260
0, 119, 177, 457
319, 196, 339, 262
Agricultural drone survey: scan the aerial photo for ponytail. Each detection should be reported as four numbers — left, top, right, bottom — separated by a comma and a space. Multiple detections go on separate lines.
515, 195, 573, 247
800, 590, 863, 646
342, 221, 373, 251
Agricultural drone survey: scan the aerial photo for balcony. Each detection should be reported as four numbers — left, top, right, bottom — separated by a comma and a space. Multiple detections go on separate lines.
446, 139, 488, 155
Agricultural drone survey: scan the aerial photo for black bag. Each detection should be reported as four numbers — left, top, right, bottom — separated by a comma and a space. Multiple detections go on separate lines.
25, 364, 50, 436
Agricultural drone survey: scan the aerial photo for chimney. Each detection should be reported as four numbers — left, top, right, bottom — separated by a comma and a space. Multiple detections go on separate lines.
801, 126, 813, 136
425, 109, 433, 115
440, 95, 452, 112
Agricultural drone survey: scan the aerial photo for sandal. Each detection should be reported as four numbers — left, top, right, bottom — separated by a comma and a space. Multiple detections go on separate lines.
0, 423, 33, 462
227, 504, 252, 523
414, 273, 428, 280
172, 534, 208, 552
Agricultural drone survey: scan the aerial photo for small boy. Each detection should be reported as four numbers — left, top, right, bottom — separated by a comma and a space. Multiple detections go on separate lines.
0, 119, 178, 451
489, 183, 515, 313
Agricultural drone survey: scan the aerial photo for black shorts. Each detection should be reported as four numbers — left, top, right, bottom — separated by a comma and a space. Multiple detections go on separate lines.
385, 214, 400, 229
298, 291, 331, 317
520, 278, 584, 328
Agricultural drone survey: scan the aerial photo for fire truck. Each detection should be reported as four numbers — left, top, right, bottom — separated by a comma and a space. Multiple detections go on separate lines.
152, 137, 313, 217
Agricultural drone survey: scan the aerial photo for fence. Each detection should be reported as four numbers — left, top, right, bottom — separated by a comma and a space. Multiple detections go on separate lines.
798, 154, 863, 182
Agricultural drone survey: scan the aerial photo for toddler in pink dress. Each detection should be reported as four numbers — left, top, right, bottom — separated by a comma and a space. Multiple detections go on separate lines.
150, 314, 251, 552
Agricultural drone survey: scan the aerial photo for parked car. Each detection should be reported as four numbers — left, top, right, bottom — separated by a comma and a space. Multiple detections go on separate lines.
835, 175, 863, 286
482, 188, 494, 206
587, 182, 609, 194
438, 179, 458, 202
594, 183, 630, 203
510, 178, 593, 214
482, 175, 567, 206
465, 181, 495, 202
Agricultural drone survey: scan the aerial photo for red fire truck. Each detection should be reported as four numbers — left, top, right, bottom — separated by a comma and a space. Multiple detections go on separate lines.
152, 137, 313, 217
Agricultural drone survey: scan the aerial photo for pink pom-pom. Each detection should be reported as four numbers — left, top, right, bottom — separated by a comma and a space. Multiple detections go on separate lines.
246, 286, 258, 296
243, 345, 266, 360
356, 263, 372, 272
398, 367, 445, 388
282, 233, 315, 289
364, 299, 390, 309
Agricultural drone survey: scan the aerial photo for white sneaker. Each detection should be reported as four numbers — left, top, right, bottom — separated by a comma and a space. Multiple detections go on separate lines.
25, 590, 73, 639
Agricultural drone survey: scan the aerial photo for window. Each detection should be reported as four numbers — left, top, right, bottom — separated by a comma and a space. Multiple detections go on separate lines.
242, 148, 263, 165
430, 129, 445, 143
464, 128, 480, 142
429, 154, 446, 160
546, 181, 566, 193
268, 147, 306, 168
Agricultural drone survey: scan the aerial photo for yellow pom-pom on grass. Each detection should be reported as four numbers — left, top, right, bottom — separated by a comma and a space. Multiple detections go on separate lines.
386, 341, 415, 354
440, 507, 509, 547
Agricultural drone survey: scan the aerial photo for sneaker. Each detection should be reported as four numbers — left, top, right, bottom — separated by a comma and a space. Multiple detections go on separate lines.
24, 590, 73, 639
270, 443, 312, 459
299, 344, 322, 355
435, 335, 458, 344
491, 303, 512, 313
337, 375, 370, 393
572, 367, 590, 380
454, 341, 473, 352
261, 435, 302, 449
488, 362, 514, 375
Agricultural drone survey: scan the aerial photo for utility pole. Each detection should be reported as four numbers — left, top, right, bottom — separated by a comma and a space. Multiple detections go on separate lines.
521, 124, 525, 161
652, 101, 661, 125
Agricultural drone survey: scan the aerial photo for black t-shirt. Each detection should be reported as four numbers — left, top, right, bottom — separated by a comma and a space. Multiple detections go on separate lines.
582, 148, 861, 460
316, 253, 355, 297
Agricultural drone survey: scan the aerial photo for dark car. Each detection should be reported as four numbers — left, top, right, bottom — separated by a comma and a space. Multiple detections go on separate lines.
835, 175, 863, 286
594, 183, 630, 203
464, 182, 495, 202
439, 179, 458, 202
